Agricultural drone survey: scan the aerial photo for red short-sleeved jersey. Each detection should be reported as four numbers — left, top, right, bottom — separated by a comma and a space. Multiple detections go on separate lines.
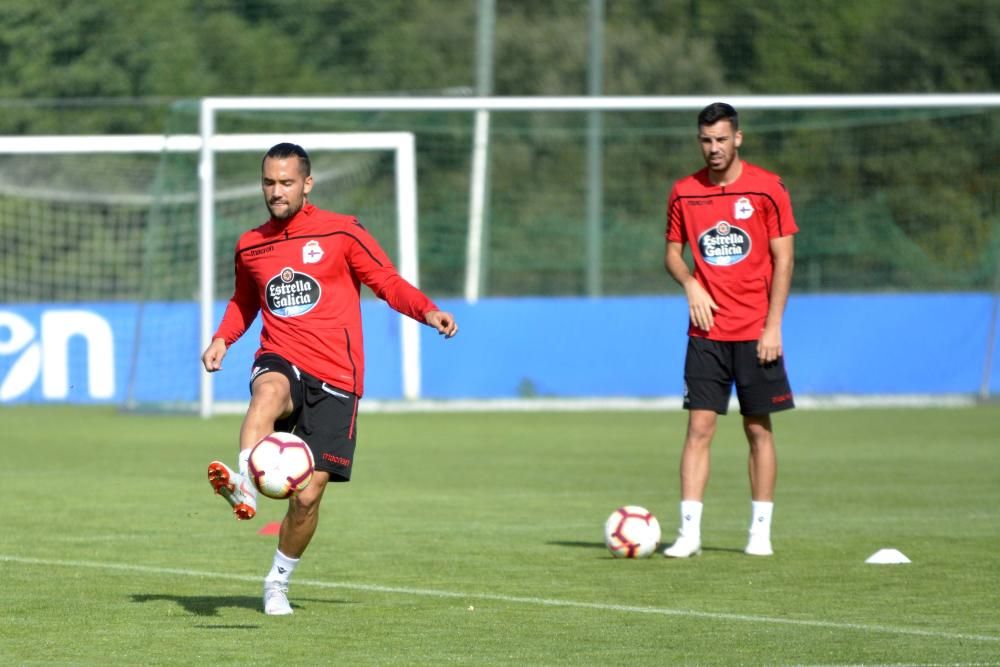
666, 161, 797, 341
213, 203, 437, 396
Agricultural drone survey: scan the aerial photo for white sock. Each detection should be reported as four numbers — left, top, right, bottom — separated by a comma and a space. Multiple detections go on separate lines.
749, 500, 774, 538
679, 500, 703, 540
238, 448, 251, 478
266, 549, 299, 584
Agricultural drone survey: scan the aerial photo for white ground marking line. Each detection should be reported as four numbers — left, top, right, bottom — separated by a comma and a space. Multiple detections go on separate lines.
3, 554, 998, 644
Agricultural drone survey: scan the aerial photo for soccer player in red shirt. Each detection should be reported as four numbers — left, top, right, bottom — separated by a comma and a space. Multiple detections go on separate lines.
201, 143, 457, 614
663, 103, 797, 558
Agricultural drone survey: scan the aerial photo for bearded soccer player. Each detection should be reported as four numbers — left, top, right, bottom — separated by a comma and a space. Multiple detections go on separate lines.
201, 143, 458, 614
662, 103, 797, 558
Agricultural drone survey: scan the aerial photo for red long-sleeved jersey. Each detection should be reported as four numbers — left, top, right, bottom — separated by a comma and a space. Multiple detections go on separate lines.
213, 203, 437, 396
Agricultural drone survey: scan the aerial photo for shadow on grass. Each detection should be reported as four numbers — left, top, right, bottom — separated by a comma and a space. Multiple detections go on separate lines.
691, 545, 744, 555
547, 540, 744, 555
131, 593, 354, 617
548, 540, 607, 551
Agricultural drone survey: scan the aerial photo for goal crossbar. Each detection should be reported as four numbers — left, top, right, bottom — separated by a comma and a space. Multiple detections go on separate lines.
201, 93, 1000, 112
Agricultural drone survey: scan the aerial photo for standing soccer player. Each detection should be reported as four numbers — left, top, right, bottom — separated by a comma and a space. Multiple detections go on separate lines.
662, 103, 797, 558
201, 143, 458, 614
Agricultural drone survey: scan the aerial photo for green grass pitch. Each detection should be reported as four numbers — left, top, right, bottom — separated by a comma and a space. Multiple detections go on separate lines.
1, 404, 998, 666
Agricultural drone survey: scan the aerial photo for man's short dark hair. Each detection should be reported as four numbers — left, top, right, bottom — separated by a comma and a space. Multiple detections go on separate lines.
697, 102, 739, 131
262, 143, 311, 176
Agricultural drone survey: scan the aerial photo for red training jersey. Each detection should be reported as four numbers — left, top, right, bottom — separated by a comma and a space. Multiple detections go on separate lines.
666, 161, 798, 341
213, 203, 438, 396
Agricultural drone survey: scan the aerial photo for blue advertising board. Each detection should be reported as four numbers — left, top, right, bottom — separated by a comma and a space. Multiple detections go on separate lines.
1, 294, 997, 405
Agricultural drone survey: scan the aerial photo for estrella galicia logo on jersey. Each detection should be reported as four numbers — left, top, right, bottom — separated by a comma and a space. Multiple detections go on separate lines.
265, 267, 321, 317
698, 221, 751, 266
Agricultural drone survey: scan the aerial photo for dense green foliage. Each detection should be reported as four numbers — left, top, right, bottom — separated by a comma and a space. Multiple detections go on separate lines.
1, 405, 999, 664
0, 0, 997, 297
1, 0, 995, 122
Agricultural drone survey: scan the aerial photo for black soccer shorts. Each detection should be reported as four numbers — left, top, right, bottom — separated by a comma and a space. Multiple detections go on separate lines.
249, 353, 359, 482
682, 337, 795, 416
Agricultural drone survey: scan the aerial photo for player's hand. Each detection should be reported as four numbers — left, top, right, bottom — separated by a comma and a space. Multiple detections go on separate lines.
757, 325, 782, 365
684, 279, 719, 332
425, 310, 458, 338
201, 338, 228, 372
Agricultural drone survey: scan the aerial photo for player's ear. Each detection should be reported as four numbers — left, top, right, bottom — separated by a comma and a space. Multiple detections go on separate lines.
303, 174, 314, 195
734, 129, 743, 149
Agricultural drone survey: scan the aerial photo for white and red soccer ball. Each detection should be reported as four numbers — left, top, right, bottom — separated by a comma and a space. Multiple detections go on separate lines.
248, 432, 315, 499
604, 505, 661, 558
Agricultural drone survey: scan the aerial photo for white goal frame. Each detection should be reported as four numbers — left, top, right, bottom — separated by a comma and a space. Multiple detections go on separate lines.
199, 94, 1000, 405
0, 131, 420, 418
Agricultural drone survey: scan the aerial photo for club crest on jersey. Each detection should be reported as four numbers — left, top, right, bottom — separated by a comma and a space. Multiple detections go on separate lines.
302, 240, 324, 264
266, 267, 321, 317
733, 197, 754, 220
698, 221, 751, 266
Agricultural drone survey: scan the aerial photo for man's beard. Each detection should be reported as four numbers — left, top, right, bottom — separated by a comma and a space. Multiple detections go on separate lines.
708, 153, 733, 172
267, 201, 300, 220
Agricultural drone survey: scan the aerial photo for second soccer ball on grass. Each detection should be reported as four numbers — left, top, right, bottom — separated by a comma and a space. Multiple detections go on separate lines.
248, 432, 315, 499
604, 506, 661, 558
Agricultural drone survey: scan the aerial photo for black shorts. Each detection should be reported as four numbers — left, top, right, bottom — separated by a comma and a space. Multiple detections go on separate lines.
683, 337, 795, 416
250, 353, 359, 482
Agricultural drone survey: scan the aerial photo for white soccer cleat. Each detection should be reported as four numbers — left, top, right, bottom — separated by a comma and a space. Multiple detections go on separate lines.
207, 461, 257, 521
744, 534, 774, 556
663, 534, 702, 558
263, 580, 293, 616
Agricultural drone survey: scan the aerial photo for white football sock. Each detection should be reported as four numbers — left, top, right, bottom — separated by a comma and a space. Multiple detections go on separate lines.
679, 500, 703, 539
266, 549, 299, 584
749, 500, 774, 538
238, 448, 251, 478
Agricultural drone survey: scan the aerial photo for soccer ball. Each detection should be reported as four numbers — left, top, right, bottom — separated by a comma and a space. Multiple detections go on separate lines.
247, 432, 315, 499
604, 505, 661, 558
